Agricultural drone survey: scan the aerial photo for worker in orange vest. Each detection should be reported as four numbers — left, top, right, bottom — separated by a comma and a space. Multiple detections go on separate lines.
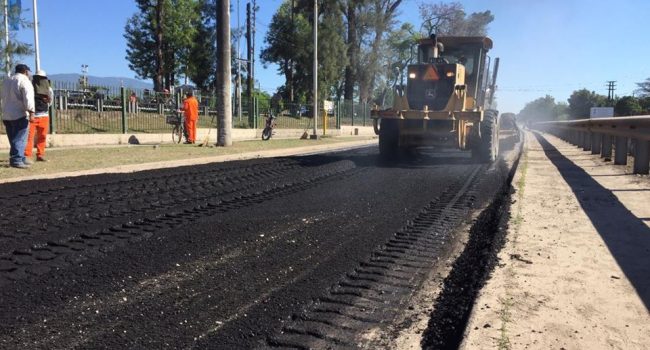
181, 90, 199, 144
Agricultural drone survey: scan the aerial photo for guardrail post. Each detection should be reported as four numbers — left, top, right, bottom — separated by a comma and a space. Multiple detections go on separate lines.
633, 139, 650, 174
583, 132, 592, 151
570, 131, 578, 146
601, 134, 612, 160
120, 87, 128, 134
614, 136, 628, 165
562, 130, 570, 143
591, 133, 601, 154
577, 131, 582, 148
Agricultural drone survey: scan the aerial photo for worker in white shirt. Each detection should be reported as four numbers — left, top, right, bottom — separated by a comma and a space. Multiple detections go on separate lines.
1, 64, 35, 168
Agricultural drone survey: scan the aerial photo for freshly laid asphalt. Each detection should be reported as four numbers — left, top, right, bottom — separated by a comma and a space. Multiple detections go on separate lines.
0, 132, 523, 349
4, 127, 647, 349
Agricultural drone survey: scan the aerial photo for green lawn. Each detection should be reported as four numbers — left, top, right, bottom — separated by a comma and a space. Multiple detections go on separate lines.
0, 136, 376, 180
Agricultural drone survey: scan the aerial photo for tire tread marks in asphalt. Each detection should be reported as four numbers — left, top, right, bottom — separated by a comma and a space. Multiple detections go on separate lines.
0, 159, 362, 286
0, 159, 298, 252
264, 165, 485, 349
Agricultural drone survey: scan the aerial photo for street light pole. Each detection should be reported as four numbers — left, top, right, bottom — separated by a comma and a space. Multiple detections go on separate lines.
3, 0, 9, 76
32, 0, 40, 71
311, 0, 318, 139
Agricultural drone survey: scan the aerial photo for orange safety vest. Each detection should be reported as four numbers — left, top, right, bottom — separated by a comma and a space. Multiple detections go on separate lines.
183, 96, 199, 121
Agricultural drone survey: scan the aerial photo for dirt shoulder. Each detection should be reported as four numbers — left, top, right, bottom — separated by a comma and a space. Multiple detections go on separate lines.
461, 131, 650, 349
0, 137, 376, 184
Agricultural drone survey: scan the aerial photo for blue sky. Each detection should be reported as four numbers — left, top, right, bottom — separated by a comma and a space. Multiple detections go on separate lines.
13, 0, 650, 113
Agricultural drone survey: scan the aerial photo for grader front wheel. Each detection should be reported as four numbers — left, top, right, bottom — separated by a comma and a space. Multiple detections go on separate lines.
472, 110, 499, 163
379, 119, 399, 159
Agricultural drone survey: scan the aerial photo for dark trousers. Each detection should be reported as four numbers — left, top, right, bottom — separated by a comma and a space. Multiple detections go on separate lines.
3, 117, 29, 166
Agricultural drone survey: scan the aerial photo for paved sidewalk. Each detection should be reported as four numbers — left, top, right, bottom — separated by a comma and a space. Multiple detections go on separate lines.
462, 131, 650, 349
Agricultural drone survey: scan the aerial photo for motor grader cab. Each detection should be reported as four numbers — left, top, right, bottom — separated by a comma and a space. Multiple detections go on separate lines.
371, 35, 500, 162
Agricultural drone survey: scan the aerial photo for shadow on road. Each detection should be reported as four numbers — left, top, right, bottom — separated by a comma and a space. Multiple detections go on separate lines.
286, 127, 520, 170
286, 148, 478, 170
533, 132, 650, 312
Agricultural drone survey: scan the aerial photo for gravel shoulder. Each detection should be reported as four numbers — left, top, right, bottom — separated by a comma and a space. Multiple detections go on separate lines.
461, 131, 650, 349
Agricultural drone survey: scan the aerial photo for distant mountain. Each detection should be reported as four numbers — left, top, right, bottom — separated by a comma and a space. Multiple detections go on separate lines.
48, 74, 153, 90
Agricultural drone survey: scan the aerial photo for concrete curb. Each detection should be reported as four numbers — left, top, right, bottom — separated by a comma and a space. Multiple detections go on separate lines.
0, 139, 377, 184
0, 126, 376, 149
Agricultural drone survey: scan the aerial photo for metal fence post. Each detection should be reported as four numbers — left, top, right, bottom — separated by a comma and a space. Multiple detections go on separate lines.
120, 87, 127, 134
614, 136, 628, 165
591, 133, 601, 154
336, 100, 341, 129
633, 139, 650, 174
49, 96, 56, 135
254, 96, 258, 128
601, 134, 612, 160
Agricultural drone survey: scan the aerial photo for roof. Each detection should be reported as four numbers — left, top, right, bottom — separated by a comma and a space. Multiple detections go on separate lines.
418, 36, 493, 50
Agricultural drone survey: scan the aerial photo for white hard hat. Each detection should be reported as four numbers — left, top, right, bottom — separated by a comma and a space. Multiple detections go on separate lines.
35, 69, 47, 77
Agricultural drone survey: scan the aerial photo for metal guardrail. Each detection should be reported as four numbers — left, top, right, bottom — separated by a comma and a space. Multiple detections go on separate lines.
536, 115, 650, 174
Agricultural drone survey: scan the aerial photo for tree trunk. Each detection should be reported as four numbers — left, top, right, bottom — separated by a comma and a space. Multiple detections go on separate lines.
154, 0, 164, 92
217, 0, 232, 146
343, 1, 357, 101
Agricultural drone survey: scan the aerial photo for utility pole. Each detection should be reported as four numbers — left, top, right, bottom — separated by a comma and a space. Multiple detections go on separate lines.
289, 0, 294, 102
236, 0, 243, 123
311, 0, 319, 139
246, 1, 253, 126
606, 80, 617, 102
217, 0, 232, 146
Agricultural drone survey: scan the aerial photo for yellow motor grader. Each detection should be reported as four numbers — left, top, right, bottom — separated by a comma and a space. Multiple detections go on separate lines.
372, 35, 500, 162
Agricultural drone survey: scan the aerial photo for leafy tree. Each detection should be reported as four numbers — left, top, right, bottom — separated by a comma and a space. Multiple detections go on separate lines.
125, 0, 200, 92
418, 1, 493, 36
187, 0, 216, 90
518, 95, 561, 123
567, 89, 607, 119
314, 1, 348, 100
356, 0, 404, 104
554, 101, 569, 120
260, 1, 312, 103
372, 22, 418, 106
0, 5, 34, 74
636, 78, 650, 97
262, 0, 347, 103
164, 0, 201, 86
614, 96, 642, 116
638, 96, 650, 114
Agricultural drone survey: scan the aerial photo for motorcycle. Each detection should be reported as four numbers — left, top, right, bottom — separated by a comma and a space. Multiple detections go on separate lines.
261, 111, 277, 140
